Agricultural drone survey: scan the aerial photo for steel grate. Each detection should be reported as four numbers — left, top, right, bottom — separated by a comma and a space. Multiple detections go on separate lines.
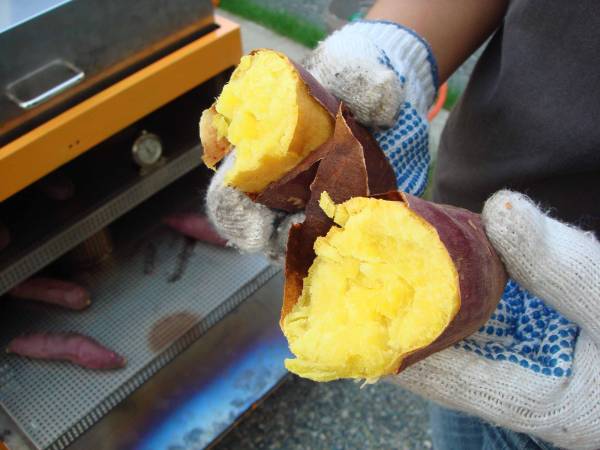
0, 146, 201, 296
0, 221, 277, 449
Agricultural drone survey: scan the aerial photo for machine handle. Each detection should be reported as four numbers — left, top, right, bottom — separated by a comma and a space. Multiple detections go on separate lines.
5, 59, 85, 109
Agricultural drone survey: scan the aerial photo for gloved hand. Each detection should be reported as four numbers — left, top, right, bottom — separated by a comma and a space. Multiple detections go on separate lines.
391, 190, 600, 450
205, 20, 438, 263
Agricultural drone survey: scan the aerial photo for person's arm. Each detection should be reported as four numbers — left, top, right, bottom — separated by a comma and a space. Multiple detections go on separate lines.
366, 0, 508, 82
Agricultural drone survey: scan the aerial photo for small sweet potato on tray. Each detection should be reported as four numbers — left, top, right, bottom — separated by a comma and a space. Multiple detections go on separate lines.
7, 333, 126, 370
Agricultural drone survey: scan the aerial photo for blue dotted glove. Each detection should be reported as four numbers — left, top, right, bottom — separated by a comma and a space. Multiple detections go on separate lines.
374, 102, 430, 196
459, 279, 578, 378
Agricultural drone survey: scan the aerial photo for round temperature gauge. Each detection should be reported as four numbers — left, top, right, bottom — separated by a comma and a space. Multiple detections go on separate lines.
132, 131, 163, 168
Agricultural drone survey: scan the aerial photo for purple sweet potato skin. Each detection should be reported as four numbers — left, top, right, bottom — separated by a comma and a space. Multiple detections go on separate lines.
375, 192, 508, 371
257, 108, 396, 212
343, 112, 396, 196
6, 333, 126, 370
163, 213, 227, 246
255, 143, 325, 211
9, 278, 90, 310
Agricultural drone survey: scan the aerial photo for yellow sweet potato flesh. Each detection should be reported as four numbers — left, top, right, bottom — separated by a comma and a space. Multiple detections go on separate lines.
211, 50, 334, 193
282, 193, 460, 382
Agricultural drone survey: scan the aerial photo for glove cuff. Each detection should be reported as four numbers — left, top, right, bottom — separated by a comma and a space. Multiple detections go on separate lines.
205, 153, 279, 254
347, 20, 439, 111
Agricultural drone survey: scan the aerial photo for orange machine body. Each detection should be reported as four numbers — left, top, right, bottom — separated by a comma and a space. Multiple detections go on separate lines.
0, 15, 241, 202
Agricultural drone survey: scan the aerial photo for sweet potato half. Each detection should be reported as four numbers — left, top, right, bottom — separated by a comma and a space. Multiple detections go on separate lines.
199, 49, 395, 211
200, 49, 337, 194
282, 192, 506, 382
280, 108, 507, 383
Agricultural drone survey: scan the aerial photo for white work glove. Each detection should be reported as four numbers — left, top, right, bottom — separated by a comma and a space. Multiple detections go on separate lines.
391, 190, 600, 450
206, 21, 438, 262
205, 153, 303, 264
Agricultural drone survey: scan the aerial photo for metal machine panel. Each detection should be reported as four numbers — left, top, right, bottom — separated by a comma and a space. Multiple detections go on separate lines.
0, 7, 273, 449
0, 15, 241, 201
69, 274, 290, 450
0, 0, 214, 144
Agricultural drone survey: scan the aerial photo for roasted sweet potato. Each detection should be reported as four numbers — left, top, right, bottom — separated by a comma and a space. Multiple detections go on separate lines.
9, 278, 90, 310
6, 333, 126, 370
200, 49, 337, 194
163, 213, 227, 246
282, 192, 506, 382
280, 107, 506, 383
200, 49, 396, 212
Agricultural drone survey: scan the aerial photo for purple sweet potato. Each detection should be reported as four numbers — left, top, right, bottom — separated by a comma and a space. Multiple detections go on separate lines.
8, 278, 90, 310
375, 191, 508, 372
163, 213, 228, 246
200, 48, 338, 194
6, 333, 126, 370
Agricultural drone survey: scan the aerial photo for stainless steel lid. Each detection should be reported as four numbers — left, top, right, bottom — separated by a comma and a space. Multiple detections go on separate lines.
0, 0, 215, 146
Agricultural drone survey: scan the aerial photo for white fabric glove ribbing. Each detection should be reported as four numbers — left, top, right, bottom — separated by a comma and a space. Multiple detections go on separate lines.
483, 191, 600, 343
390, 191, 600, 450
205, 152, 303, 264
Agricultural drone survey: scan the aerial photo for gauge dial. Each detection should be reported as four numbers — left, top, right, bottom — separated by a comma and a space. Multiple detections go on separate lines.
132, 131, 163, 167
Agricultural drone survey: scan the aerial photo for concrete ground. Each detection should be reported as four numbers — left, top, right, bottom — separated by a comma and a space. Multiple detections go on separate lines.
214, 9, 437, 450
215, 375, 432, 450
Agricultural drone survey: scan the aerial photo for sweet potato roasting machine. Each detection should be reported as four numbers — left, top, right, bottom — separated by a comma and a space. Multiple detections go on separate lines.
0, 1, 290, 448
